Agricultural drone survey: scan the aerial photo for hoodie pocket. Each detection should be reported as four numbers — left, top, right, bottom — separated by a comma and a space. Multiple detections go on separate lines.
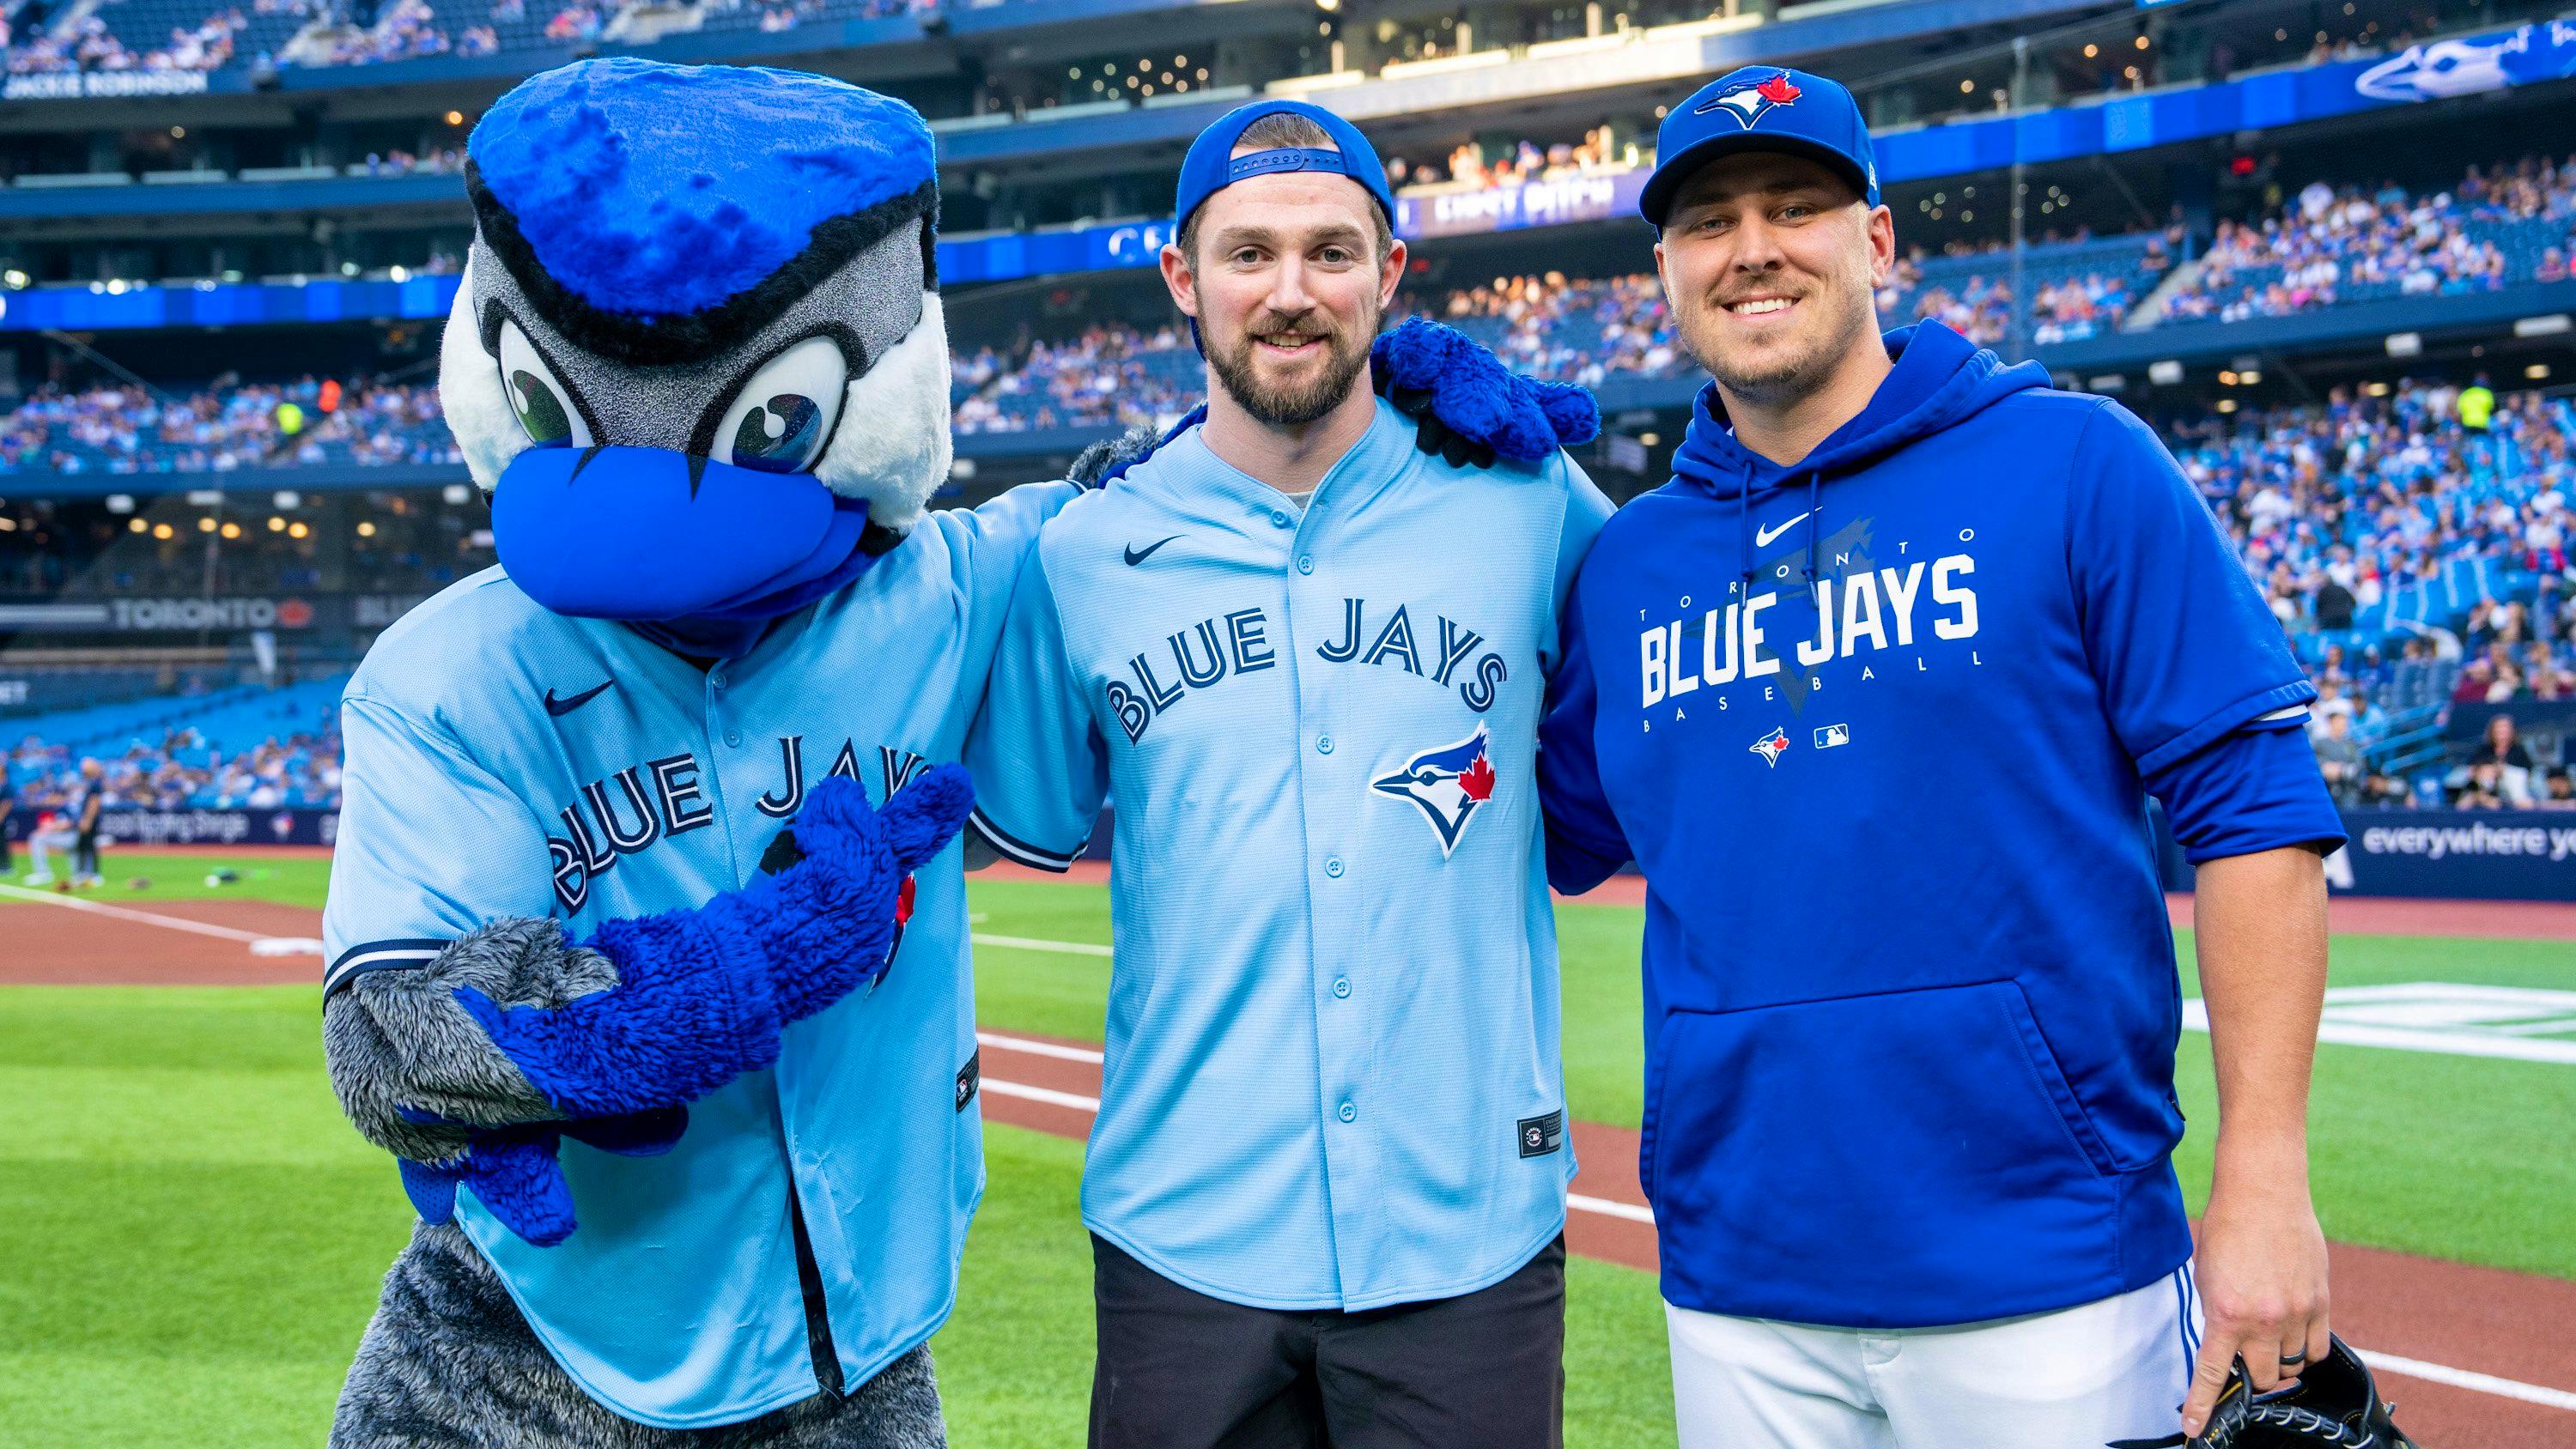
1647, 979, 2123, 1323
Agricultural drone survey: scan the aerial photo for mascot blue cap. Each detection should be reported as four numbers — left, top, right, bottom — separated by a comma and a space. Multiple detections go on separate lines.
443, 58, 951, 658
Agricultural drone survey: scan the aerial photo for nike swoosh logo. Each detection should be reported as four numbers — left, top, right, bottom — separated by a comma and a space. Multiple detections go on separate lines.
1123, 536, 1183, 567
544, 681, 613, 718
1754, 510, 1815, 549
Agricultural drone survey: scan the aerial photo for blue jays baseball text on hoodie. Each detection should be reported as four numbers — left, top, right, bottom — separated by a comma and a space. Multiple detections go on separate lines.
1539, 322, 2345, 1330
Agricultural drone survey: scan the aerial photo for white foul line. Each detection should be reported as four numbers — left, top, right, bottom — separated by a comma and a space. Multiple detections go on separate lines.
0, 879, 291, 947
974, 1033, 2574, 1416
972, 932, 1113, 959
2359, 1351, 2576, 1411
978, 1030, 1105, 1064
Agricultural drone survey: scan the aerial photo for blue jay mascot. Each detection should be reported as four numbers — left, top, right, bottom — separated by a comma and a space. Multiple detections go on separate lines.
319, 56, 1595, 1448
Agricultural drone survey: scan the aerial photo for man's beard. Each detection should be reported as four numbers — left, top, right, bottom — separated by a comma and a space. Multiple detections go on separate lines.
1682, 277, 1875, 407
1207, 300, 1378, 427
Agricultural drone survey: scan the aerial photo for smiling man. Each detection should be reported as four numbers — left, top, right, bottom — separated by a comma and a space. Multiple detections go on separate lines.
1537, 67, 2349, 1447
964, 100, 1610, 1448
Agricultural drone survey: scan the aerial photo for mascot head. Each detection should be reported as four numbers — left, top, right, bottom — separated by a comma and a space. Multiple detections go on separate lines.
440, 58, 950, 657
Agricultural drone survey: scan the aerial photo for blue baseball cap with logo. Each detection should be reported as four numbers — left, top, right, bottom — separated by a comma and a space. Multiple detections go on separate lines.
1639, 66, 1881, 227
1174, 99, 1397, 238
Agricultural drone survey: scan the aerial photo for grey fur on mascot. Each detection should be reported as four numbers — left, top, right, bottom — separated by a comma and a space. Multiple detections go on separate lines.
318, 57, 1597, 1448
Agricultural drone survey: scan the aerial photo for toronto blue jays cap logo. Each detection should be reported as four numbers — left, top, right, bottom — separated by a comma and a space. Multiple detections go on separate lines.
1371, 725, 1498, 857
1749, 725, 1790, 767
1698, 70, 1802, 129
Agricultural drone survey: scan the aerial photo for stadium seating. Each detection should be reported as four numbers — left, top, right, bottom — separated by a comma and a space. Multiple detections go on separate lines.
3, 670, 347, 811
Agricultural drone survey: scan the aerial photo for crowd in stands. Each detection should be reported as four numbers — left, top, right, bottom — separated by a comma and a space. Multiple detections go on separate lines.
3, 9, 243, 76
1, 375, 459, 476
4, 718, 342, 817
1384, 126, 1622, 193
2160, 154, 2576, 325
2163, 375, 2576, 807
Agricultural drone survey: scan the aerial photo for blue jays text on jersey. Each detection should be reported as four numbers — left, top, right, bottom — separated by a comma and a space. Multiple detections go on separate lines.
966, 397, 1613, 1313
1539, 323, 2330, 1333
544, 737, 935, 913
321, 482, 1069, 1428
1103, 597, 1510, 745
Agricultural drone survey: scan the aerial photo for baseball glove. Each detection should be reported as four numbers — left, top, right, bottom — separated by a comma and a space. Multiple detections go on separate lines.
2111, 1335, 2420, 1448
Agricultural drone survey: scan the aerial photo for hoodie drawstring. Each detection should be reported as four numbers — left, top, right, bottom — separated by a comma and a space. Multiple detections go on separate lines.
1800, 470, 1823, 587
1735, 455, 1758, 590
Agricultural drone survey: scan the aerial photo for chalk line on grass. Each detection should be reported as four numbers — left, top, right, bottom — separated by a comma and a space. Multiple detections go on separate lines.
973, 932, 1113, 959
0, 880, 319, 954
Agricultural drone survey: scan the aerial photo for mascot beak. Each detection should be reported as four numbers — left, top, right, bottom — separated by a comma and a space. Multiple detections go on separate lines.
490, 446, 871, 621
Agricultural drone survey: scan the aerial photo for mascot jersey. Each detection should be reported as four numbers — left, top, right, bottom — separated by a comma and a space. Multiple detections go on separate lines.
320, 59, 1072, 1428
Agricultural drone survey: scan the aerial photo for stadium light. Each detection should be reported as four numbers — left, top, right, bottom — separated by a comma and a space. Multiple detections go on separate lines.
104, 494, 133, 515
2148, 360, 2182, 385
2, 270, 24, 289
443, 485, 473, 506
274, 491, 301, 510
357, 522, 378, 538
2218, 370, 2238, 385
389, 266, 409, 283
197, 517, 217, 534
2512, 314, 2571, 337
446, 111, 465, 126
2385, 332, 2422, 357
128, 518, 149, 534
2240, 368, 2262, 385
2529, 364, 2554, 380
153, 524, 175, 540
268, 517, 286, 532
2215, 399, 2238, 414
0, 518, 15, 532
222, 523, 243, 540
289, 523, 311, 540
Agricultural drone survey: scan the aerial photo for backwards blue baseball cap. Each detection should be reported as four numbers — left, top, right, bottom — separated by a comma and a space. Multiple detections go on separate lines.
1174, 99, 1398, 238
1638, 66, 1880, 227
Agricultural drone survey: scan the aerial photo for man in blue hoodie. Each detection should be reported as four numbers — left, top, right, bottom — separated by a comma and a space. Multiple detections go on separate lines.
1538, 67, 2348, 1447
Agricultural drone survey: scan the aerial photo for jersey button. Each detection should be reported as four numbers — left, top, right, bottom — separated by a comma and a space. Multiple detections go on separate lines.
1297, 555, 1315, 574
708, 670, 727, 690
1337, 1101, 1357, 1124
1323, 857, 1344, 878
1269, 509, 1292, 529
724, 729, 744, 748
1316, 736, 1333, 755
1332, 976, 1351, 998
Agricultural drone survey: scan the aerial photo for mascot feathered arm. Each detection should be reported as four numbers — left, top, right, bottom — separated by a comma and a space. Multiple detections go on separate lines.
1372, 317, 1600, 467
325, 769, 972, 1247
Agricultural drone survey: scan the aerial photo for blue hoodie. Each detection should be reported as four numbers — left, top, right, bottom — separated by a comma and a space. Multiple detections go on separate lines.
1540, 322, 2343, 1329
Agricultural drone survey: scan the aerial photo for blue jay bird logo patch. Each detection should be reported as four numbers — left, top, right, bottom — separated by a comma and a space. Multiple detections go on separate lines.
1371, 726, 1498, 857
1749, 726, 1790, 767
1697, 70, 1802, 128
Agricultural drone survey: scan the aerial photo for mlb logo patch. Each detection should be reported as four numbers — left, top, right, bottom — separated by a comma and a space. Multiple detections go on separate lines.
1698, 70, 1801, 129
1814, 723, 1850, 749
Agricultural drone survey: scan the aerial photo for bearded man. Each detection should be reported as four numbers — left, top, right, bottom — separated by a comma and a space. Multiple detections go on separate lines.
963, 100, 1610, 1449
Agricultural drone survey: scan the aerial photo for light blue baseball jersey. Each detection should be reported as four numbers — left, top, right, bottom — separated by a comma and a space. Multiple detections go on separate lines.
321, 482, 1072, 1429
964, 397, 1612, 1311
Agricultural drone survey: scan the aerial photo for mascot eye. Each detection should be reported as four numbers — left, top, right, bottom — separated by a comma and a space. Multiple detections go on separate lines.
711, 336, 848, 476
496, 320, 593, 449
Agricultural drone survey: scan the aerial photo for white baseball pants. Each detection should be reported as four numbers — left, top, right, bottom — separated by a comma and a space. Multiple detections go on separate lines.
1667, 1267, 2201, 1449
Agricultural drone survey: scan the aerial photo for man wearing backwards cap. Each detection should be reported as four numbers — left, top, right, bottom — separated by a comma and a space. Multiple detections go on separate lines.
1537, 66, 2346, 1446
965, 98, 1610, 1447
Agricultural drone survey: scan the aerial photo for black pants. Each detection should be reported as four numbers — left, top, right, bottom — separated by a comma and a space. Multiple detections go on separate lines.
73, 825, 100, 879
1088, 1234, 1565, 1449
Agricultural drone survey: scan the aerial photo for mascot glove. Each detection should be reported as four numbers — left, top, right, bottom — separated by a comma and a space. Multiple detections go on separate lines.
1370, 317, 1601, 468
396, 1107, 688, 1249
448, 768, 975, 1133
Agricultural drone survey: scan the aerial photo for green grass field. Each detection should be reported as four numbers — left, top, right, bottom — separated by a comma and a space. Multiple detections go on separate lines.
0, 856, 2569, 1446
